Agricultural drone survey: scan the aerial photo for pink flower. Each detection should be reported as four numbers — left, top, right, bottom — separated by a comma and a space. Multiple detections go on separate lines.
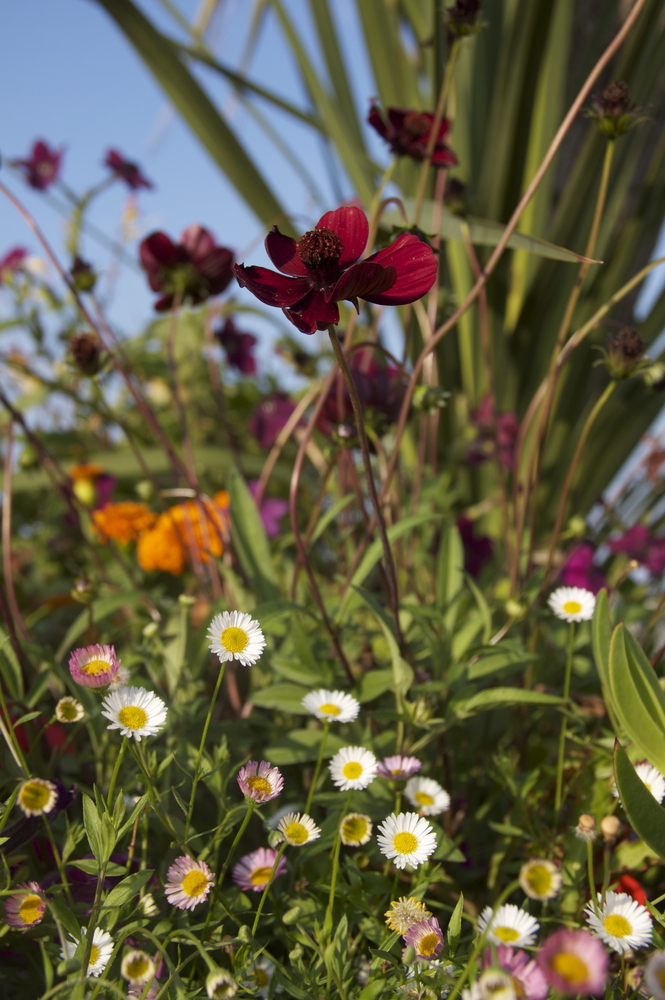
4, 881, 46, 932
232, 847, 287, 892
234, 205, 437, 334
468, 396, 518, 470
608, 524, 665, 576
377, 755, 422, 780
139, 225, 234, 311
249, 482, 288, 539
68, 644, 120, 689
368, 104, 457, 166
13, 140, 63, 190
104, 149, 153, 191
216, 317, 257, 374
483, 946, 548, 1000
249, 393, 296, 449
560, 543, 606, 593
404, 917, 444, 959
237, 760, 284, 803
164, 856, 214, 910
0, 248, 28, 283
536, 928, 609, 996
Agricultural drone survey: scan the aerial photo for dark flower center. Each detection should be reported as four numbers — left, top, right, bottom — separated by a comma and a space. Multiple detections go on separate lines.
402, 112, 432, 138
601, 80, 631, 117
297, 227, 343, 284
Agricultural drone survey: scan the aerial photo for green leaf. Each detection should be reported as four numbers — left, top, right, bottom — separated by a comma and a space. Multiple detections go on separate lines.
356, 668, 395, 704
55, 591, 145, 661
82, 793, 116, 864
447, 893, 464, 957
265, 727, 346, 765
614, 742, 665, 863
466, 642, 535, 681
357, 982, 386, 1000
350, 586, 413, 697
251, 683, 309, 714
607, 624, 665, 774
99, 870, 154, 914
228, 468, 280, 603
308, 494, 355, 545
436, 521, 464, 632
448, 687, 563, 720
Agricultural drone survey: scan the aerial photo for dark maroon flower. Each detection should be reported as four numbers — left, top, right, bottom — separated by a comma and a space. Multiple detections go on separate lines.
447, 0, 482, 37
249, 481, 288, 538
234, 205, 438, 335
216, 317, 257, 374
69, 331, 102, 376
457, 517, 493, 577
139, 225, 234, 312
249, 393, 297, 449
587, 81, 643, 139
70, 255, 97, 292
13, 140, 63, 190
368, 104, 458, 167
608, 524, 665, 576
318, 347, 406, 437
561, 543, 606, 593
104, 149, 153, 191
0, 248, 28, 283
468, 395, 518, 470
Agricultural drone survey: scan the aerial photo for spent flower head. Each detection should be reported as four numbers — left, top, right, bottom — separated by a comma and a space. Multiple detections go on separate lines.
55, 696, 84, 724
586, 80, 644, 138
165, 856, 215, 910
207, 611, 266, 666
277, 812, 321, 846
385, 896, 433, 934
302, 688, 360, 723
340, 812, 373, 846
604, 326, 647, 379
237, 760, 284, 802
121, 950, 156, 985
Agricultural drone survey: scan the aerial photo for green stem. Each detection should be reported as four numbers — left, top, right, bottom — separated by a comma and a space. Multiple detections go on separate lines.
131, 742, 185, 851
41, 814, 73, 908
107, 737, 127, 810
81, 860, 108, 984
587, 838, 600, 918
323, 790, 352, 940
555, 623, 576, 813
251, 841, 287, 937
413, 39, 461, 225
185, 661, 226, 840
304, 720, 330, 815
446, 880, 520, 1000
202, 799, 256, 940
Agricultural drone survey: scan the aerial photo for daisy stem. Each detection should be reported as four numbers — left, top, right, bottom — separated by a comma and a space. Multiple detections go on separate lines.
587, 838, 600, 918
106, 736, 127, 810
304, 720, 330, 815
446, 879, 520, 1000
132, 741, 185, 851
185, 661, 226, 841
554, 622, 576, 813
250, 841, 287, 938
324, 790, 352, 940
202, 799, 257, 937
41, 814, 74, 909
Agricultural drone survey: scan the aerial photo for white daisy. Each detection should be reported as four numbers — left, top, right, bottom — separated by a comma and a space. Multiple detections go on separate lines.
329, 746, 378, 791
477, 904, 540, 947
340, 813, 373, 846
585, 891, 652, 953
518, 858, 563, 901
61, 926, 114, 977
277, 812, 321, 846
206, 969, 238, 999
101, 686, 167, 741
55, 696, 84, 723
547, 586, 595, 622
404, 777, 451, 816
644, 951, 665, 1000
121, 950, 156, 986
207, 611, 265, 666
376, 812, 437, 870
301, 688, 360, 723
17, 778, 57, 817
245, 957, 278, 998
611, 760, 665, 804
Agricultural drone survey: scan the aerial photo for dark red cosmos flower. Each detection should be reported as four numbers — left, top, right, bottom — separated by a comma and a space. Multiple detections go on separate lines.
249, 393, 296, 449
616, 874, 647, 906
216, 317, 257, 374
318, 348, 406, 437
13, 140, 63, 190
457, 516, 493, 577
0, 247, 28, 283
104, 149, 153, 191
139, 225, 234, 312
368, 104, 458, 167
233, 206, 437, 335
608, 524, 665, 576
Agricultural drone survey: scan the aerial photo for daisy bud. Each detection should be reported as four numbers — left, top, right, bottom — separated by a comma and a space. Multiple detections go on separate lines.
575, 814, 597, 842
600, 814, 621, 843
206, 969, 237, 1000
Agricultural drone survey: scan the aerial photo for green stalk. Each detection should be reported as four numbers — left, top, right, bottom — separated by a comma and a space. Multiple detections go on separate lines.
202, 799, 256, 940
185, 661, 226, 840
106, 737, 127, 810
304, 720, 330, 815
554, 623, 576, 814
250, 841, 287, 937
446, 880, 520, 1000
323, 790, 353, 941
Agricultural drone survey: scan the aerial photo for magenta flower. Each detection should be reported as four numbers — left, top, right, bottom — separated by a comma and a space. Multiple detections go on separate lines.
249, 393, 297, 449
237, 760, 284, 803
216, 317, 257, 374
13, 140, 63, 190
368, 104, 457, 166
560, 543, 606, 593
536, 928, 609, 996
609, 524, 665, 576
139, 225, 234, 312
458, 516, 493, 578
4, 881, 46, 933
404, 917, 444, 960
317, 347, 406, 437
232, 847, 287, 893
104, 149, 153, 191
0, 248, 28, 284
377, 755, 422, 781
468, 395, 518, 470
483, 946, 548, 1000
234, 205, 437, 335
68, 644, 120, 689
249, 481, 288, 539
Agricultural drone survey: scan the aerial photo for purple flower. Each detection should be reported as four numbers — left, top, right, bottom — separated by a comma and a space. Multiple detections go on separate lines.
216, 317, 257, 374
468, 396, 518, 470
104, 149, 153, 191
249, 481, 288, 539
377, 755, 422, 780
232, 847, 287, 892
404, 917, 444, 959
608, 524, 665, 576
368, 104, 457, 166
0, 248, 28, 283
68, 644, 120, 689
139, 225, 234, 312
13, 140, 63, 190
560, 543, 606, 593
4, 881, 46, 933
483, 946, 548, 1000
249, 393, 296, 449
457, 516, 493, 577
536, 928, 609, 996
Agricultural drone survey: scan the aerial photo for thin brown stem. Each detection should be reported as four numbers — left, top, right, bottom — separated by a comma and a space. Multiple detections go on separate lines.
413, 40, 460, 225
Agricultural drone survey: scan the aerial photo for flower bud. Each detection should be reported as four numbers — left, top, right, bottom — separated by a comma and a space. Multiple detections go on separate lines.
505, 598, 527, 620
142, 622, 159, 638
605, 326, 645, 379
444, 177, 468, 216
586, 80, 643, 139
71, 578, 97, 605
69, 331, 102, 376
643, 361, 665, 389
575, 813, 597, 841
600, 814, 621, 843
282, 904, 302, 925
70, 256, 97, 293
236, 924, 253, 943
414, 385, 451, 413
447, 0, 483, 38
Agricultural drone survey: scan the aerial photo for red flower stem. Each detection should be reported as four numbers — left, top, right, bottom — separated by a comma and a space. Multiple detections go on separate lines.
327, 329, 403, 650
2, 421, 30, 642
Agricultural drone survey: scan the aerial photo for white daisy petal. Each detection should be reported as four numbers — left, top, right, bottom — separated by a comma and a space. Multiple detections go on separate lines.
207, 611, 266, 666
612, 760, 665, 805
301, 689, 360, 723
404, 777, 451, 816
547, 586, 595, 622
61, 927, 114, 978
329, 746, 378, 791
100, 686, 167, 742
376, 812, 437, 870
644, 951, 665, 1000
585, 891, 652, 953
277, 812, 320, 846
477, 904, 540, 948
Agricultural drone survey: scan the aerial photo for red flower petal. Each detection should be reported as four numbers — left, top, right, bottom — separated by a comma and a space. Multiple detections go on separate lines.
265, 228, 309, 276
367, 104, 389, 140
180, 225, 216, 264
199, 248, 235, 294
284, 290, 340, 334
316, 206, 368, 268
365, 233, 437, 305
331, 261, 396, 303
140, 232, 182, 272
431, 147, 458, 167
234, 263, 310, 307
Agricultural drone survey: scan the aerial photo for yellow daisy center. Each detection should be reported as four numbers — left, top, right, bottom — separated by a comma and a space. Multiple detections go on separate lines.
550, 952, 589, 986
89, 945, 100, 965
18, 895, 42, 924
318, 702, 341, 716
284, 822, 308, 844
525, 865, 552, 896
415, 791, 435, 806
393, 831, 418, 854
494, 926, 520, 943
58, 701, 79, 721
604, 913, 632, 937
118, 706, 148, 730
249, 865, 273, 885
20, 782, 52, 812
644, 782, 652, 791
125, 955, 151, 979
181, 870, 209, 898
256, 970, 270, 987
342, 761, 363, 779
342, 817, 368, 841
247, 775, 272, 795
562, 600, 582, 615
82, 658, 109, 676
221, 626, 248, 653
418, 931, 440, 956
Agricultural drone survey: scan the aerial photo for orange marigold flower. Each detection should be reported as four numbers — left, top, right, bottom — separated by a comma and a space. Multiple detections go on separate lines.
137, 495, 229, 575
68, 462, 104, 481
92, 502, 157, 545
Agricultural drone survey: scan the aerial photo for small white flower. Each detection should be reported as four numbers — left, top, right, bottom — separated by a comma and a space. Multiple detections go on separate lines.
547, 586, 595, 622
302, 688, 360, 723
518, 858, 562, 900
404, 777, 451, 816
585, 890, 652, 953
611, 760, 665, 805
644, 951, 665, 1000
61, 926, 114, 978
277, 812, 321, 846
121, 950, 156, 985
329, 746, 378, 791
376, 812, 437, 870
17, 778, 57, 817
207, 611, 266, 666
340, 813, 373, 846
55, 696, 84, 723
477, 904, 539, 948
101, 686, 167, 741
245, 957, 279, 998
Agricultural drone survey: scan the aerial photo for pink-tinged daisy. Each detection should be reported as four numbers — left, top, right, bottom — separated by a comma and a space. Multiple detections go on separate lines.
585, 890, 652, 953
68, 643, 120, 688
101, 686, 167, 741
232, 847, 287, 892
536, 928, 609, 995
164, 856, 215, 910
4, 881, 46, 932
17, 778, 57, 817
237, 760, 284, 803
377, 755, 422, 780
404, 917, 444, 960
483, 947, 548, 1000
477, 904, 539, 947
277, 812, 321, 846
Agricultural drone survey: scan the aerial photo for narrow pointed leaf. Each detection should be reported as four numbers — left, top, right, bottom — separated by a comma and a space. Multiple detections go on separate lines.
614, 743, 665, 863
